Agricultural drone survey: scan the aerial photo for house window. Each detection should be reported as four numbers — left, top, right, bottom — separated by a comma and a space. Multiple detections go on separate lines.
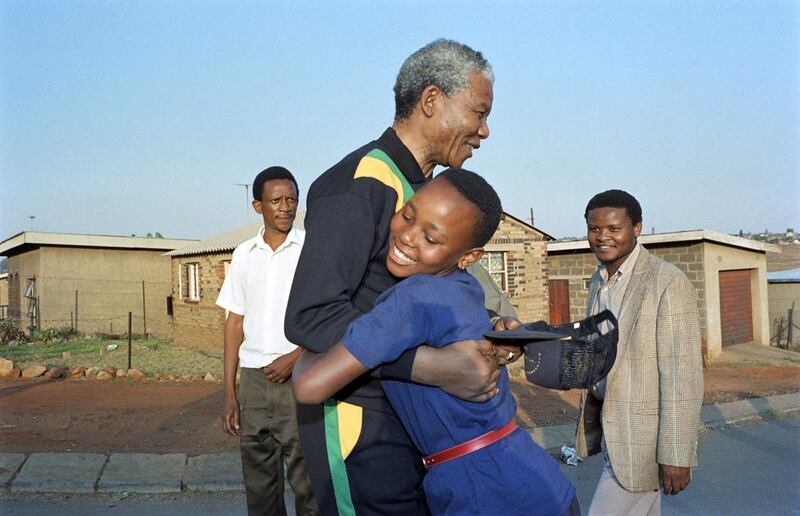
180, 263, 201, 301
479, 251, 508, 292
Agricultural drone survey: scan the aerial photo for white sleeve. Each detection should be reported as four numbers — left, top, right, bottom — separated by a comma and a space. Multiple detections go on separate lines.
216, 250, 246, 315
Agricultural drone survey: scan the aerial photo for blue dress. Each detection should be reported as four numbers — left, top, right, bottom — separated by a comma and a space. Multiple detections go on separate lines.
343, 269, 576, 515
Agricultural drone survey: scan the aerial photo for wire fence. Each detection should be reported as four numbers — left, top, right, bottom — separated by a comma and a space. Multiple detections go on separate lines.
770, 302, 797, 349
5, 276, 173, 339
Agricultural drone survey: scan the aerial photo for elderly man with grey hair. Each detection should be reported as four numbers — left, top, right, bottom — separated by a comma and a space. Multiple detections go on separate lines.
286, 39, 519, 515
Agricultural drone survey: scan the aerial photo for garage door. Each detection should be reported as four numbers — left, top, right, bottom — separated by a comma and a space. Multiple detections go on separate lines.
719, 269, 753, 346
548, 279, 571, 325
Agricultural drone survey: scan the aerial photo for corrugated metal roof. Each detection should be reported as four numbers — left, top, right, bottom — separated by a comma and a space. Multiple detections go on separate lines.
767, 268, 800, 283
167, 213, 306, 257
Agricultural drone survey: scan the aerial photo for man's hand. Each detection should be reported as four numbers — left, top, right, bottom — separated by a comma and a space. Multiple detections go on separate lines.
221, 394, 240, 437
412, 339, 500, 402
492, 316, 522, 332
491, 316, 524, 365
265, 348, 302, 383
492, 343, 524, 365
659, 464, 691, 495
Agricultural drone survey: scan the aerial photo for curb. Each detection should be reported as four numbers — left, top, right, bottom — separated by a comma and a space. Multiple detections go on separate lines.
3, 392, 798, 495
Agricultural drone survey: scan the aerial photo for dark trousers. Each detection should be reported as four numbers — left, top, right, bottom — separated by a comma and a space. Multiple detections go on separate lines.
239, 367, 319, 516
296, 399, 429, 516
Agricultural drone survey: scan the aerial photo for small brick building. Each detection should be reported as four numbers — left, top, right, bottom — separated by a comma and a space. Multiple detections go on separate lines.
168, 213, 553, 352
546, 230, 778, 359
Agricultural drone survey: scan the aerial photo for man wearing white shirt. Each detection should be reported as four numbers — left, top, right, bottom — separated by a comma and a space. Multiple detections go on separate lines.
217, 166, 318, 516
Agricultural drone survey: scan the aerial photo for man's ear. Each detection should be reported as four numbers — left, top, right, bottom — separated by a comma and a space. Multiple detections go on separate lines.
458, 248, 484, 270
419, 84, 444, 118
633, 222, 642, 237
252, 200, 263, 215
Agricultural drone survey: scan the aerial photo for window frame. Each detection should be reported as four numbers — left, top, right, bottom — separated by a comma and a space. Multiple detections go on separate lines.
479, 251, 508, 293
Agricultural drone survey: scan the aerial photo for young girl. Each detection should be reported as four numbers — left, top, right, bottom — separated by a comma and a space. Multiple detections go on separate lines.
293, 169, 579, 516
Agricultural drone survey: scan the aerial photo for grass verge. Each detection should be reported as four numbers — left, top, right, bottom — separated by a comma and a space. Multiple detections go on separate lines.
0, 339, 223, 376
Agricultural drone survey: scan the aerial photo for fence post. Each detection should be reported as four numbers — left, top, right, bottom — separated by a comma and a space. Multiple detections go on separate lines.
788, 302, 795, 349
74, 290, 79, 333
142, 280, 148, 339
128, 312, 132, 370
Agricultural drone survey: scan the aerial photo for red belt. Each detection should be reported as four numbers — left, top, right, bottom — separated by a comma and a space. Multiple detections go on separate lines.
422, 419, 518, 469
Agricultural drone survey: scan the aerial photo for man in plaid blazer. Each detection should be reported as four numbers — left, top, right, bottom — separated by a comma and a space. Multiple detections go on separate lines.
575, 189, 704, 515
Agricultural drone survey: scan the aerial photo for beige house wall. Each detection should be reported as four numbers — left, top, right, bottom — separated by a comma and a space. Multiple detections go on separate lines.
171, 252, 231, 352
768, 283, 800, 346
700, 243, 769, 358
5, 247, 173, 337
0, 275, 9, 311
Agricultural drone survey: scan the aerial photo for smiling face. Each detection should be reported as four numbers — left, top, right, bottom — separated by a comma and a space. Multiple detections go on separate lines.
428, 71, 493, 169
586, 206, 642, 276
253, 178, 298, 234
386, 179, 484, 278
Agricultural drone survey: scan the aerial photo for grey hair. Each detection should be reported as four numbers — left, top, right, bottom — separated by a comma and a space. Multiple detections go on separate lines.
393, 39, 494, 121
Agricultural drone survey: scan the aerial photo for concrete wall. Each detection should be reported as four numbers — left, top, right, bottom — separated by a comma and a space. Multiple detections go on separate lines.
701, 243, 769, 358
5, 246, 173, 337
768, 282, 800, 347
171, 252, 230, 352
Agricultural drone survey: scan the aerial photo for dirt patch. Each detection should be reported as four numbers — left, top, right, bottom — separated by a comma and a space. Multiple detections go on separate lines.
1, 364, 798, 454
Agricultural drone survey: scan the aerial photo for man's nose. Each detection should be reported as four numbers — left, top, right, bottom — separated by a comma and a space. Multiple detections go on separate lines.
478, 118, 489, 139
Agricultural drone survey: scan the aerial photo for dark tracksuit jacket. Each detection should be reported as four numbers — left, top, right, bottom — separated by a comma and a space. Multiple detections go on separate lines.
285, 127, 428, 408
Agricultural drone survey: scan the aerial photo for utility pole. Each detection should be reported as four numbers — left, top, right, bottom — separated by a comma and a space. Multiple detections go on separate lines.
28, 215, 35, 231
529, 208, 535, 227
235, 183, 250, 220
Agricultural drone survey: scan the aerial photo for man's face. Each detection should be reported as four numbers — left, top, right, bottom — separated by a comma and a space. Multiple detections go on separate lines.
586, 207, 642, 275
386, 180, 482, 278
429, 71, 493, 169
253, 179, 298, 234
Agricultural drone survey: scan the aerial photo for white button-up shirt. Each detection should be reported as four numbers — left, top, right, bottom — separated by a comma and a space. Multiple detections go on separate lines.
216, 226, 305, 368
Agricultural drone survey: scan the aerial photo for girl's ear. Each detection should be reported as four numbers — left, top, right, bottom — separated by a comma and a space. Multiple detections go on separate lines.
457, 248, 484, 270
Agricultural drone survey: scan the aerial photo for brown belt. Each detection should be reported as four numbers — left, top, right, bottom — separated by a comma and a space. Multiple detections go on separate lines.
422, 419, 518, 469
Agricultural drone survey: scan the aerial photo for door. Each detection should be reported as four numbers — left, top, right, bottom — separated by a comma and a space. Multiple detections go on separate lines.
548, 279, 571, 325
719, 269, 753, 346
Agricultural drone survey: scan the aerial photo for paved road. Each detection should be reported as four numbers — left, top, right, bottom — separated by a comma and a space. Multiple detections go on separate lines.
3, 417, 798, 515
564, 416, 800, 516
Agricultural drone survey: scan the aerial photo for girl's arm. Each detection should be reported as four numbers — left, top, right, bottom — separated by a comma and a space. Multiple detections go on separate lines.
292, 343, 369, 404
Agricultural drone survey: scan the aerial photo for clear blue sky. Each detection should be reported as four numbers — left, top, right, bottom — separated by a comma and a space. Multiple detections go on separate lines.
1, 0, 797, 240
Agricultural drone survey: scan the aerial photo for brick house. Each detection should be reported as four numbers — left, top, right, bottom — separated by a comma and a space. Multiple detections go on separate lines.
546, 230, 778, 359
0, 231, 196, 337
168, 213, 553, 352
166, 221, 281, 352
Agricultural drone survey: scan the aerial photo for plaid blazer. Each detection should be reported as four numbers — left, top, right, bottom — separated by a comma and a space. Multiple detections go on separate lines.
575, 246, 704, 491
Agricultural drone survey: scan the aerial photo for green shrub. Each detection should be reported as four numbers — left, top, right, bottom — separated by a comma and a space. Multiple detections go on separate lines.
0, 318, 26, 344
